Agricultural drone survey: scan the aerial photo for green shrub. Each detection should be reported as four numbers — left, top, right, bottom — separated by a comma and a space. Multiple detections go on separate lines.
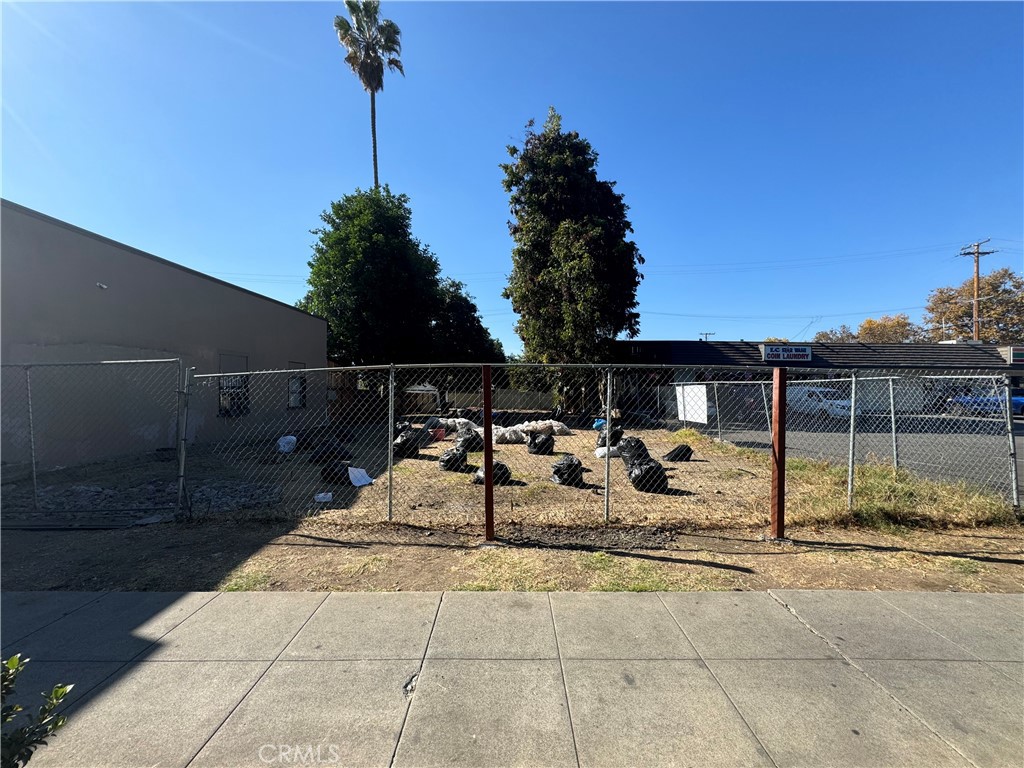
1, 654, 74, 768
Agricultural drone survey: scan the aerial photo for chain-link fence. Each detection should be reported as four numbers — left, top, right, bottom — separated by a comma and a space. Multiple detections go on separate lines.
1, 359, 1018, 530
0, 360, 183, 518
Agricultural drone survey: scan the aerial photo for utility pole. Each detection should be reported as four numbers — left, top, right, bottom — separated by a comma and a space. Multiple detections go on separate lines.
698, 332, 715, 341
958, 239, 997, 341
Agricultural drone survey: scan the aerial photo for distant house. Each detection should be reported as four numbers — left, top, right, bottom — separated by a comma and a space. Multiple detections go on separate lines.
613, 339, 1021, 373
611, 340, 1024, 419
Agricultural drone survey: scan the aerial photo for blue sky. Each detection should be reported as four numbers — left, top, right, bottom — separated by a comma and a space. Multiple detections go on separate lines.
4, 1, 1022, 354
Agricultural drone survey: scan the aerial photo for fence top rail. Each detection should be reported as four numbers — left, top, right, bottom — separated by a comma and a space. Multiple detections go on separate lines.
193, 364, 393, 379
0, 358, 180, 368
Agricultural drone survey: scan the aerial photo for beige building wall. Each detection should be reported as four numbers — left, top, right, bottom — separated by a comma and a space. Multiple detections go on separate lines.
1, 200, 328, 466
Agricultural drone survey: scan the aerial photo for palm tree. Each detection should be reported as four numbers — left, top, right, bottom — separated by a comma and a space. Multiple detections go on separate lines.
334, 0, 403, 189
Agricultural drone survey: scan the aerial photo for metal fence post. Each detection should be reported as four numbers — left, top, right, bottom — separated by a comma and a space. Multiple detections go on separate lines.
761, 381, 771, 432
25, 366, 38, 511
713, 382, 723, 441
387, 365, 395, 522
175, 365, 194, 519
888, 377, 899, 471
847, 370, 858, 512
482, 364, 495, 541
604, 367, 613, 523
1003, 375, 1020, 513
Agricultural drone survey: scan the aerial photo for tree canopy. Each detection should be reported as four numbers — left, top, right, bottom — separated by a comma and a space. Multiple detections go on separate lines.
922, 267, 1024, 344
501, 108, 644, 363
298, 188, 503, 365
813, 269, 1023, 345
812, 325, 856, 343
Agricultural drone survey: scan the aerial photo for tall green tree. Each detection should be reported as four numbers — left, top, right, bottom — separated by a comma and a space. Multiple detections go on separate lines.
334, 0, 403, 188
298, 188, 440, 365
923, 267, 1024, 343
298, 189, 504, 365
432, 279, 505, 363
501, 108, 644, 364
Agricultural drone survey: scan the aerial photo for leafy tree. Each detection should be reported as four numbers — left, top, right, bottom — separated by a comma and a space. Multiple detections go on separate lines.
813, 325, 856, 343
856, 314, 924, 343
762, 337, 789, 343
501, 108, 644, 364
923, 267, 1024, 343
334, 0, 403, 188
298, 188, 503, 365
298, 188, 441, 365
432, 279, 505, 363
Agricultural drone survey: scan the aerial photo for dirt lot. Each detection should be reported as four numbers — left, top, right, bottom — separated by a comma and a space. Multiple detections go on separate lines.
3, 518, 1021, 593
3, 422, 1020, 594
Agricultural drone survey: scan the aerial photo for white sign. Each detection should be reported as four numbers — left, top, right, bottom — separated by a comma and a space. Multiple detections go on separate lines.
675, 384, 711, 424
762, 344, 812, 362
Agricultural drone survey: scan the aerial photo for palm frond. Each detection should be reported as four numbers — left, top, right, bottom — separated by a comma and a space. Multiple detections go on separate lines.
386, 57, 404, 76
378, 19, 402, 55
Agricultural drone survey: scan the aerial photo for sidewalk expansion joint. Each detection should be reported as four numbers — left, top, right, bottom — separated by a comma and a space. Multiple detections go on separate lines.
765, 589, 981, 768
656, 592, 780, 768
388, 592, 444, 767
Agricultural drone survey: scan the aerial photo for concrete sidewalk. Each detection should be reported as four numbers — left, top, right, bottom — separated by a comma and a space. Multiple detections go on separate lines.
1, 590, 1021, 768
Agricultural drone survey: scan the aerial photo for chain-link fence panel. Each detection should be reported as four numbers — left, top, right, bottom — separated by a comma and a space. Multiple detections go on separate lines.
779, 367, 1018, 526
475, 364, 609, 531
185, 366, 392, 520
388, 365, 483, 527
886, 372, 1016, 501
0, 360, 182, 517
611, 366, 774, 529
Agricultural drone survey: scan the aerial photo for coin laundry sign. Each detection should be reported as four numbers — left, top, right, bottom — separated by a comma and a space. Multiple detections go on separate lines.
761, 344, 813, 362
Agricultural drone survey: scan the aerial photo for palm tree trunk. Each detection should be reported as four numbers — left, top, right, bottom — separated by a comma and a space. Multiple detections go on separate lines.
370, 90, 379, 189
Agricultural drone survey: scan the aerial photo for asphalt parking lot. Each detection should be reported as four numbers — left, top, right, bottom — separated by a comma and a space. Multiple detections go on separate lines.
711, 413, 1022, 500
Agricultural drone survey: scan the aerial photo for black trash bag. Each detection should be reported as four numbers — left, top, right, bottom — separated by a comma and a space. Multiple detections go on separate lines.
320, 460, 351, 484
527, 432, 555, 455
551, 454, 584, 487
394, 428, 430, 458
310, 439, 353, 465
595, 426, 624, 449
455, 431, 485, 453
438, 447, 468, 472
395, 421, 412, 434
618, 436, 651, 467
663, 444, 694, 462
628, 459, 669, 493
472, 461, 513, 485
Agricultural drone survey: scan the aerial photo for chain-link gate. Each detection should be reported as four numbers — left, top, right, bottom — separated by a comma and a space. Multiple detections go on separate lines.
0, 360, 183, 520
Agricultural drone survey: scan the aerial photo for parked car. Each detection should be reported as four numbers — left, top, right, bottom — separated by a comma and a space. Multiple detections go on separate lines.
946, 388, 1024, 417
787, 385, 861, 420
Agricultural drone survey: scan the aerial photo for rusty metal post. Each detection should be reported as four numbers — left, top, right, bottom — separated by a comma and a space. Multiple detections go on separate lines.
770, 367, 787, 540
482, 364, 495, 541
387, 365, 395, 522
